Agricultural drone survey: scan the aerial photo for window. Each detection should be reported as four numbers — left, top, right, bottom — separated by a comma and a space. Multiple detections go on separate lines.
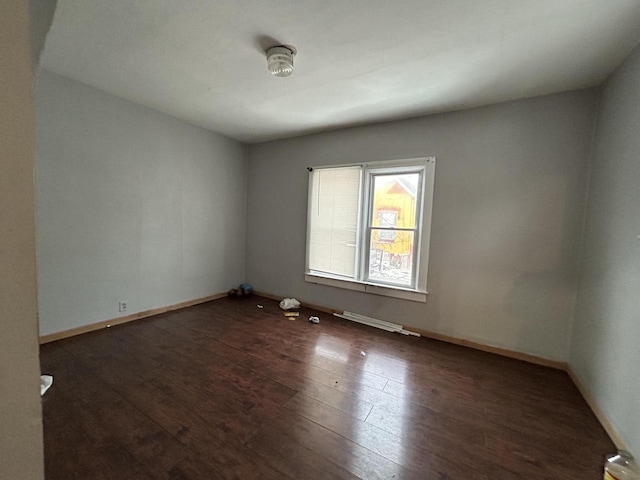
306, 157, 435, 301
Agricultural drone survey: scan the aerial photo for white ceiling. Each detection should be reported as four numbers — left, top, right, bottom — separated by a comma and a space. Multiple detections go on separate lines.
41, 0, 640, 143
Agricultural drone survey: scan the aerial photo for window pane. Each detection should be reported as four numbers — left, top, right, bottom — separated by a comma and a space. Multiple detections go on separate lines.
308, 167, 360, 277
371, 173, 420, 229
377, 210, 398, 241
368, 229, 415, 287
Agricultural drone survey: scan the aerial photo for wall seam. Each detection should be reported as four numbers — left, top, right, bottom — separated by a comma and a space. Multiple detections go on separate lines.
565, 85, 603, 364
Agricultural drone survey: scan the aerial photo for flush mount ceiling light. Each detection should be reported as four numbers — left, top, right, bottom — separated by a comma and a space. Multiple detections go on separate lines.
266, 45, 297, 77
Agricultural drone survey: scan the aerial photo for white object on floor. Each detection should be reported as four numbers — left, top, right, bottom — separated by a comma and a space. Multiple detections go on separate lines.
334, 311, 421, 337
40, 375, 54, 396
279, 298, 300, 310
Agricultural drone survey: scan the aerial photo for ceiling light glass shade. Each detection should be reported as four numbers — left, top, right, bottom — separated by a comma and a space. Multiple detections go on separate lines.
267, 46, 295, 77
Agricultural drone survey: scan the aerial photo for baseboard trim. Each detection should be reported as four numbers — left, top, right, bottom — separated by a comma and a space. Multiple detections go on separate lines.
38, 292, 227, 344
409, 327, 567, 370
566, 366, 627, 450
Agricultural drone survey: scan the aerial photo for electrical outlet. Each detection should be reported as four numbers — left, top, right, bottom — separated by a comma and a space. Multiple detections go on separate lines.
118, 301, 127, 313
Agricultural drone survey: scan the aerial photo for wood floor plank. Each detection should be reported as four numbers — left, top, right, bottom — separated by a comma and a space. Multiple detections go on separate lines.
42, 346, 229, 480
284, 392, 492, 480
41, 297, 616, 480
244, 421, 361, 480
57, 342, 292, 479
67, 331, 285, 444
43, 393, 152, 480
113, 379, 289, 480
264, 409, 425, 480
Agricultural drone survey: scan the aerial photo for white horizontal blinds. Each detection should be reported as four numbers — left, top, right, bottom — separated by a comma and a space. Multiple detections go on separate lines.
308, 166, 361, 278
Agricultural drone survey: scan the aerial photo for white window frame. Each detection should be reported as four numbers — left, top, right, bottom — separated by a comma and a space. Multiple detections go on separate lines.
305, 157, 436, 302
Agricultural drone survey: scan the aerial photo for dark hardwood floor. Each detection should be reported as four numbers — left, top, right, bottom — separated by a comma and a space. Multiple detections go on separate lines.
41, 296, 614, 479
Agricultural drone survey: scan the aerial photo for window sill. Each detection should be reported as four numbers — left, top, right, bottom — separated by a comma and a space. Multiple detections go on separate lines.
304, 272, 428, 303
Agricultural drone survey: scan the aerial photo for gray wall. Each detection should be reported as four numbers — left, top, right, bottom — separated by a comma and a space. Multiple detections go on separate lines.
247, 90, 597, 361
36, 70, 248, 336
570, 44, 640, 455
29, 0, 57, 71
0, 1, 44, 477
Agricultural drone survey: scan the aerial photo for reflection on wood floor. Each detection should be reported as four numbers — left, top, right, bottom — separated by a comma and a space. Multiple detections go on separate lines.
41, 296, 614, 479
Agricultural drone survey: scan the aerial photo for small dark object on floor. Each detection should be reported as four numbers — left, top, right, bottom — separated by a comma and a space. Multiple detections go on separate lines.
239, 283, 253, 297
228, 283, 253, 298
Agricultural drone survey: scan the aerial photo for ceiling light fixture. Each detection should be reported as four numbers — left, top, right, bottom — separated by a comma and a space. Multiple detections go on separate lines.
266, 45, 297, 77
